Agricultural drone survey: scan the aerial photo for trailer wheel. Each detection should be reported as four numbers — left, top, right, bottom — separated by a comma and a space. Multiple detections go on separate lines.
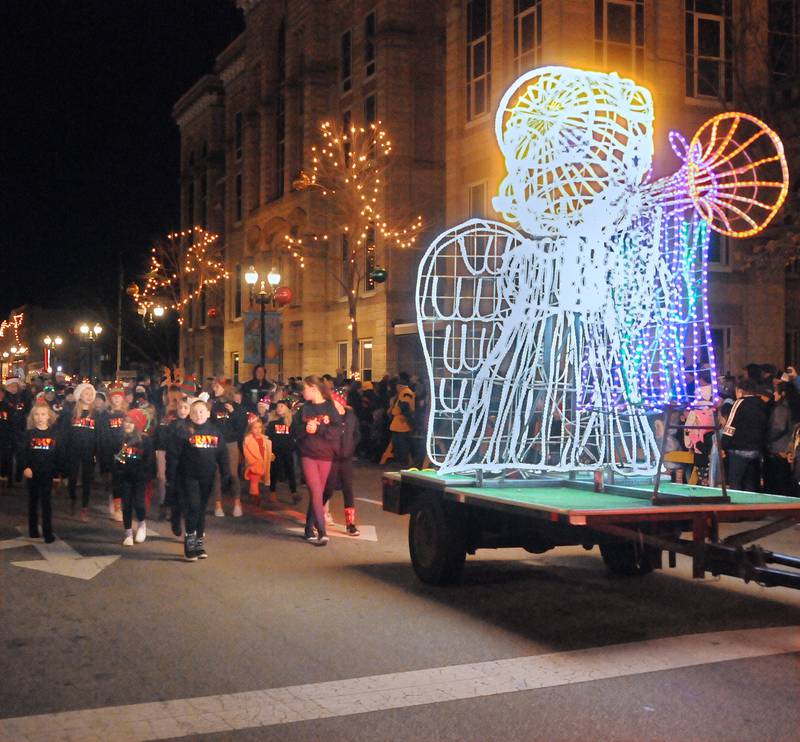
409, 501, 467, 585
600, 541, 656, 577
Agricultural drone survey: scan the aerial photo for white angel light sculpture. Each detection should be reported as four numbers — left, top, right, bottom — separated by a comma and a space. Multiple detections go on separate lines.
418, 66, 788, 476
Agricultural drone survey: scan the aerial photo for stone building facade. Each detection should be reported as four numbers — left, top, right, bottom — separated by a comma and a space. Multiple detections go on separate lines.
174, 0, 798, 382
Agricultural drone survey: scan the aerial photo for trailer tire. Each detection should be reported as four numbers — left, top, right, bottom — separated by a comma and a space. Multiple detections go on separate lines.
409, 500, 467, 585
600, 541, 656, 577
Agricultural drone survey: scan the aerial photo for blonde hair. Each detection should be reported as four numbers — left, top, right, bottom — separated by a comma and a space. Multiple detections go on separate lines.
28, 403, 57, 429
269, 402, 293, 427
247, 417, 264, 436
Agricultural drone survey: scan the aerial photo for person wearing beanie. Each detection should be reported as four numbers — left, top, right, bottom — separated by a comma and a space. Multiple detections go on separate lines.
113, 409, 155, 546
179, 375, 198, 398
19, 402, 62, 542
169, 399, 231, 561
59, 383, 100, 521
98, 384, 128, 521
322, 396, 361, 536
209, 378, 247, 517
267, 399, 298, 503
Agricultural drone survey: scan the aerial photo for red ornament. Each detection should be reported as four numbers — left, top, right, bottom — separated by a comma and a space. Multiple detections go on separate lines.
274, 287, 293, 306
207, 306, 219, 319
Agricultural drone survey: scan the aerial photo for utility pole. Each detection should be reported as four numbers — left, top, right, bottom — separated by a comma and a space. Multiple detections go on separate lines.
116, 251, 123, 379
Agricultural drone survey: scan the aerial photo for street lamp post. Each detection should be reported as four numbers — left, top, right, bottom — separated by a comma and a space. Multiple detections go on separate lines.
43, 335, 63, 374
245, 265, 281, 367
79, 323, 103, 381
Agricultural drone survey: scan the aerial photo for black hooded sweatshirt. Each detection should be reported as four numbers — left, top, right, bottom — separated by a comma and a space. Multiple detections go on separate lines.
18, 426, 62, 478
171, 421, 231, 481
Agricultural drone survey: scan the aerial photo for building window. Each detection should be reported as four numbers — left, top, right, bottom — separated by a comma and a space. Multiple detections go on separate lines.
468, 181, 487, 218
360, 339, 373, 381
769, 0, 799, 98
364, 94, 377, 127
595, 0, 644, 76
513, 0, 541, 74
365, 11, 377, 77
710, 326, 732, 375
340, 233, 350, 297
341, 30, 353, 93
235, 173, 243, 221
234, 111, 243, 161
232, 352, 240, 386
342, 109, 352, 165
466, 0, 491, 121
685, 0, 732, 100
200, 172, 207, 228
365, 227, 376, 291
234, 264, 242, 319
187, 180, 195, 228
707, 232, 730, 268
337, 341, 348, 373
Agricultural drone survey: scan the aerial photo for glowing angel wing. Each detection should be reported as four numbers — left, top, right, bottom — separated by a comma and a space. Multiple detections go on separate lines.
416, 219, 528, 468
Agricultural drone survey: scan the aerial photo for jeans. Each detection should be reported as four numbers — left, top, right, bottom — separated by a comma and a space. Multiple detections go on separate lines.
302, 457, 332, 537
726, 451, 761, 492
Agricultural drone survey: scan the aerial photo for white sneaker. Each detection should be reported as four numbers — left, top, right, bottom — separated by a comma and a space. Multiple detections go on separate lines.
232, 502, 243, 517
135, 523, 147, 543
324, 511, 335, 526
214, 504, 225, 517
122, 534, 134, 547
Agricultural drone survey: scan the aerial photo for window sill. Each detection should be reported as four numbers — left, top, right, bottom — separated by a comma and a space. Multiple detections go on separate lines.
708, 263, 732, 273
683, 96, 725, 109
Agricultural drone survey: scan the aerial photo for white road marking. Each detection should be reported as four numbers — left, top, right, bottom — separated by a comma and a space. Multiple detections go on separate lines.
287, 524, 378, 542
8, 528, 120, 581
0, 536, 31, 551
355, 497, 383, 506
1, 626, 797, 741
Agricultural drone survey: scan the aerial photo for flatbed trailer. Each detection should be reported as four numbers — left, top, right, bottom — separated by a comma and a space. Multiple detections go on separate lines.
382, 470, 800, 588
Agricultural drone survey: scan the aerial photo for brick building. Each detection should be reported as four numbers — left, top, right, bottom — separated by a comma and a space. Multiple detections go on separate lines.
174, 0, 798, 382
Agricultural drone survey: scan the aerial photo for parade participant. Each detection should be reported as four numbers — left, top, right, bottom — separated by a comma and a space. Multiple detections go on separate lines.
388, 373, 416, 468
113, 409, 155, 546
209, 379, 247, 517
61, 382, 100, 521
323, 394, 361, 536
19, 402, 61, 542
267, 399, 298, 503
165, 396, 192, 536
5, 378, 30, 484
170, 399, 231, 561
764, 382, 796, 496
293, 376, 341, 546
256, 396, 271, 425
240, 364, 272, 410
154, 385, 181, 520
721, 378, 767, 492
0, 389, 13, 488
99, 384, 127, 521
242, 415, 272, 504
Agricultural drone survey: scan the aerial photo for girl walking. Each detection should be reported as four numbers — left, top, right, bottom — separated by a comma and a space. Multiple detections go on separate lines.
61, 383, 100, 521
113, 409, 155, 546
20, 402, 61, 542
165, 396, 192, 536
99, 384, 127, 521
293, 376, 341, 546
267, 399, 298, 503
242, 416, 272, 505
323, 398, 361, 536
210, 379, 247, 517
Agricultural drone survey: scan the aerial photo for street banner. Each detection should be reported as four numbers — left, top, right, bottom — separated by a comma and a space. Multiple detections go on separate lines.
244, 311, 281, 366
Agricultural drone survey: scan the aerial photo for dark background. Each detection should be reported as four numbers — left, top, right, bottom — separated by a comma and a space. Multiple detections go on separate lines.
0, 0, 243, 362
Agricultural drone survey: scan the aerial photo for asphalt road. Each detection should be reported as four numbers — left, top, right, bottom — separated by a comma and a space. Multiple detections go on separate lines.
1, 463, 799, 742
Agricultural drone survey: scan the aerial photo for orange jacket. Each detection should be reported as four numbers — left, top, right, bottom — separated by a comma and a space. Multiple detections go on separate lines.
243, 433, 272, 484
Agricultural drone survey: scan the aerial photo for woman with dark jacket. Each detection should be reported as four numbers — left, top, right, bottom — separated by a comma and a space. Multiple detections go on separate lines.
764, 382, 796, 496
323, 399, 361, 536
292, 376, 341, 546
209, 379, 248, 517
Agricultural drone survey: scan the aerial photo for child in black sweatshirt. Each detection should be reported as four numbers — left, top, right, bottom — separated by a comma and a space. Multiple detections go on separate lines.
60, 383, 100, 521
113, 409, 155, 546
164, 397, 192, 536
19, 402, 62, 542
170, 400, 230, 561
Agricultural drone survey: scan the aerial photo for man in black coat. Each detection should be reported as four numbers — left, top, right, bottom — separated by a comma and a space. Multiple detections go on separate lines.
721, 378, 767, 492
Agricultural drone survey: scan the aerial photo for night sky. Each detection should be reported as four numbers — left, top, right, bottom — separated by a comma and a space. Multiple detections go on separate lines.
1, 1, 243, 324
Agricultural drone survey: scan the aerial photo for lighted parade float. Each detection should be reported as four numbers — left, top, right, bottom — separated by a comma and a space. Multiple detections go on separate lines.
382, 65, 800, 588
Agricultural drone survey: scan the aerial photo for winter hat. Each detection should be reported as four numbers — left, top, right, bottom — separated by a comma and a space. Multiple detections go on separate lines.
198, 391, 210, 403
107, 384, 126, 400
126, 408, 148, 433
246, 412, 259, 425
73, 383, 96, 403
179, 374, 198, 396
3, 378, 21, 391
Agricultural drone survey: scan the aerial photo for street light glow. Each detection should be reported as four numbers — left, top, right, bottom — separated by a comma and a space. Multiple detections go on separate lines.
54, 336, 63, 346
44, 335, 52, 346
153, 306, 165, 318
93, 324, 102, 335
244, 265, 258, 285
79, 323, 89, 335
267, 269, 281, 287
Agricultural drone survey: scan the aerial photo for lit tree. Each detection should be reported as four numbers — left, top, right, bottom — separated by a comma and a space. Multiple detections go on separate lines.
132, 227, 229, 325
289, 121, 423, 375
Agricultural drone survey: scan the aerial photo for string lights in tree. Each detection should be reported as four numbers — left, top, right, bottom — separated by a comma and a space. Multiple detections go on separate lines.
290, 120, 423, 373
133, 227, 229, 325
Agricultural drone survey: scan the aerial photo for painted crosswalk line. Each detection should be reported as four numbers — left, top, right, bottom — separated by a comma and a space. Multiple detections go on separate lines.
1, 626, 797, 741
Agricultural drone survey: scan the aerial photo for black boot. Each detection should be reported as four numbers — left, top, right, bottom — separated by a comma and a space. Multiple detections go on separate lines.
183, 532, 198, 562
194, 534, 207, 559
